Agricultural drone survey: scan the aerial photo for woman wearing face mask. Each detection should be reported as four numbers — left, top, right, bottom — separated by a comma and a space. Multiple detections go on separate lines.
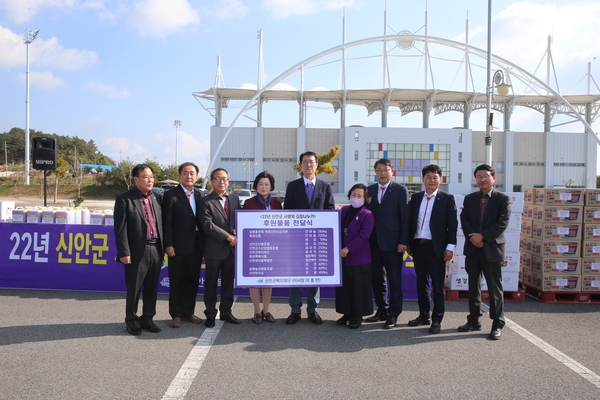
335, 183, 375, 329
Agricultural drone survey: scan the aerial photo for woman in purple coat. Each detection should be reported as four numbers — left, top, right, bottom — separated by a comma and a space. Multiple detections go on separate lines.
243, 171, 282, 324
336, 183, 375, 329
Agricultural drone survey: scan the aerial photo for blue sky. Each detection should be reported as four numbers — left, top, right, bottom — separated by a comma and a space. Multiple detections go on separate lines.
1, 0, 599, 175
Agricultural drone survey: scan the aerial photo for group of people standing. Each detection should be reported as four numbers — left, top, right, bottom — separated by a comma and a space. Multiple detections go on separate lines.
113, 153, 510, 341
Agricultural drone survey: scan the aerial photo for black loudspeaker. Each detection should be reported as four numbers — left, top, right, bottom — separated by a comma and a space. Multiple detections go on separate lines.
32, 137, 57, 170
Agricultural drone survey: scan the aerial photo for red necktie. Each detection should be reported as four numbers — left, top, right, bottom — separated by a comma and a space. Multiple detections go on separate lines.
306, 183, 313, 203
380, 186, 385, 203
480, 195, 487, 220
421, 194, 433, 231
142, 196, 155, 238
222, 195, 229, 219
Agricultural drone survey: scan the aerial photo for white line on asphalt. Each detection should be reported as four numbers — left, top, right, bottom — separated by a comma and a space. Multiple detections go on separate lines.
161, 321, 223, 400
161, 297, 237, 400
481, 303, 600, 390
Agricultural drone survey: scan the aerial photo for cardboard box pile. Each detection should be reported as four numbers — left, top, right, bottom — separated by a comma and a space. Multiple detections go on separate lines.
520, 188, 600, 292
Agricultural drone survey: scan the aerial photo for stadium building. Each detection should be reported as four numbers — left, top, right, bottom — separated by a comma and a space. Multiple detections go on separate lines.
194, 17, 600, 195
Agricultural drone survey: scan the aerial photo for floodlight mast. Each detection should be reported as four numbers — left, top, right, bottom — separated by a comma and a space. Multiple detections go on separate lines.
174, 120, 182, 166
23, 29, 40, 185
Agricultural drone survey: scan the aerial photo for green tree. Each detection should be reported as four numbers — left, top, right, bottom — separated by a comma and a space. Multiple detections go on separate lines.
53, 157, 69, 203
105, 158, 136, 191
144, 158, 162, 180
161, 162, 180, 181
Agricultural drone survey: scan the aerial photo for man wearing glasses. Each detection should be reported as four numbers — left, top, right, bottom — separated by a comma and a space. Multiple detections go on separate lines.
365, 158, 410, 329
458, 164, 510, 340
199, 168, 242, 328
284, 151, 335, 325
114, 164, 164, 335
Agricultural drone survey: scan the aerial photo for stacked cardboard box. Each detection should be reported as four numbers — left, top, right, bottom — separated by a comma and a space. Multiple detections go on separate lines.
446, 192, 522, 292
582, 190, 600, 292
520, 188, 585, 292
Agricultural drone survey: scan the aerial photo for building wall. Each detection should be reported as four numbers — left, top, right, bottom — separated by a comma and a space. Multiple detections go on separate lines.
513, 131, 546, 189
210, 125, 594, 194
343, 127, 472, 195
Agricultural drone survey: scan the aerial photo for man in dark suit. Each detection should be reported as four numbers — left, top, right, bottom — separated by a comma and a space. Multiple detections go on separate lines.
407, 164, 457, 334
458, 164, 511, 340
284, 151, 335, 325
199, 168, 242, 328
114, 164, 164, 335
366, 158, 410, 329
162, 162, 204, 328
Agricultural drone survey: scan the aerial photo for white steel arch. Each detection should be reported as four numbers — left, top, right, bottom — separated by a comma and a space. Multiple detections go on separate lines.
199, 34, 599, 187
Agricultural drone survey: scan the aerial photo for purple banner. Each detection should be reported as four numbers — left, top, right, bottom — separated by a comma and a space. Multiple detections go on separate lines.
0, 222, 418, 300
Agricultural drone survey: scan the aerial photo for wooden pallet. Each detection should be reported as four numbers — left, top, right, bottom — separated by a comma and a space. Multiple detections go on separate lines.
522, 284, 600, 304
445, 288, 525, 302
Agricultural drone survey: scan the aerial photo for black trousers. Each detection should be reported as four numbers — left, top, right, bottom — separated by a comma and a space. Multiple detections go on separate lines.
412, 240, 446, 323
203, 253, 234, 319
465, 247, 505, 328
370, 245, 404, 318
335, 263, 373, 317
124, 243, 162, 324
167, 244, 202, 319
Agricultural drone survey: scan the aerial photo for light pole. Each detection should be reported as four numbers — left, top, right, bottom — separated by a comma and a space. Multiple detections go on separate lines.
174, 120, 182, 166
241, 159, 257, 189
23, 28, 40, 185
484, 0, 493, 166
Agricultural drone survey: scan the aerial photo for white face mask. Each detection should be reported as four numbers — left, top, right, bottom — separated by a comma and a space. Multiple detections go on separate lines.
349, 198, 364, 208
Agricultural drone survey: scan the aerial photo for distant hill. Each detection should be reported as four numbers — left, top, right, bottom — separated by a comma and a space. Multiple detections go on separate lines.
0, 127, 115, 169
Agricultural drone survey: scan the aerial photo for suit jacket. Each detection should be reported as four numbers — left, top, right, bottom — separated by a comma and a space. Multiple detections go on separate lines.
340, 205, 375, 266
460, 189, 511, 263
242, 195, 283, 210
114, 187, 164, 264
200, 191, 241, 260
367, 181, 410, 251
162, 185, 204, 255
408, 190, 458, 258
283, 177, 335, 210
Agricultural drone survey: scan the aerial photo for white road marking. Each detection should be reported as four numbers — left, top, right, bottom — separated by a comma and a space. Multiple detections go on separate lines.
162, 297, 238, 400
481, 303, 600, 390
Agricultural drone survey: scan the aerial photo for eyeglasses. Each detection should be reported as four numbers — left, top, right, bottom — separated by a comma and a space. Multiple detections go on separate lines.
301, 161, 317, 165
212, 177, 229, 182
375, 169, 392, 174
475, 175, 492, 180
137, 175, 154, 180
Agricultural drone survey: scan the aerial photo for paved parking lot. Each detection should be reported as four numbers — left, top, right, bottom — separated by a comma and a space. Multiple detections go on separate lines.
1, 289, 599, 399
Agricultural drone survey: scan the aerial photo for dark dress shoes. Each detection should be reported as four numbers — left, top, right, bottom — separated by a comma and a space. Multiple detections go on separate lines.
336, 315, 350, 325
221, 314, 241, 324
489, 327, 502, 340
429, 321, 441, 334
383, 317, 397, 329
349, 317, 362, 329
408, 316, 431, 326
457, 321, 482, 332
286, 313, 301, 325
308, 312, 323, 325
126, 322, 142, 336
141, 321, 161, 333
366, 309, 388, 323
205, 317, 216, 328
